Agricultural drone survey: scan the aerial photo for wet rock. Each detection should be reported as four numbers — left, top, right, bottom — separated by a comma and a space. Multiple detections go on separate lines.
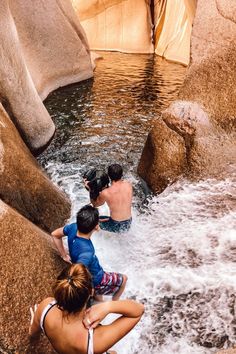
0, 0, 93, 152
0, 200, 64, 352
138, 117, 188, 193
0, 104, 70, 232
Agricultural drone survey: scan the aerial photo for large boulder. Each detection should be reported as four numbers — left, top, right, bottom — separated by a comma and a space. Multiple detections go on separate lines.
0, 103, 70, 232
72, 0, 154, 53
0, 199, 63, 353
138, 0, 236, 193
0, 0, 93, 153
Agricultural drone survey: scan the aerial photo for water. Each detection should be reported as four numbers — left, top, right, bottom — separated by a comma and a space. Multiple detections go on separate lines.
39, 52, 236, 354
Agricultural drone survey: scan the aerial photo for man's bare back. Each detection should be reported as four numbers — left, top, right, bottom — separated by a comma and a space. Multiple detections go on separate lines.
99, 180, 132, 221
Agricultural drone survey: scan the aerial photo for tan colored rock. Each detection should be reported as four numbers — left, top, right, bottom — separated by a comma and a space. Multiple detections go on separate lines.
138, 0, 236, 193
138, 115, 187, 193
0, 199, 63, 353
154, 0, 196, 65
217, 349, 236, 354
73, 0, 154, 53
0, 103, 70, 231
0, 0, 93, 152
190, 0, 236, 65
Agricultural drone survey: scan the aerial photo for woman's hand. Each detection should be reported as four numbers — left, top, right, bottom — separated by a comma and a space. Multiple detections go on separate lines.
61, 254, 72, 264
83, 179, 90, 191
29, 304, 38, 336
83, 302, 111, 329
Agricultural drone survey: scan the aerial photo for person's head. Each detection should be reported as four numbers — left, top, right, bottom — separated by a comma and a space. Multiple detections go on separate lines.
76, 205, 99, 234
53, 263, 92, 314
88, 171, 109, 200
108, 164, 123, 182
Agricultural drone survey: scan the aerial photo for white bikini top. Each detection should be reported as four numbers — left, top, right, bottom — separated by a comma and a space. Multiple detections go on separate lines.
40, 300, 95, 354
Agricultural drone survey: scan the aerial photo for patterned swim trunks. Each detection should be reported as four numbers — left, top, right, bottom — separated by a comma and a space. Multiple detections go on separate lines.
99, 216, 132, 233
94, 271, 123, 296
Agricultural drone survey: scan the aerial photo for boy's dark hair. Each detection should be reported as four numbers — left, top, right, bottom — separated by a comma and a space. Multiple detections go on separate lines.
108, 164, 123, 181
76, 205, 99, 234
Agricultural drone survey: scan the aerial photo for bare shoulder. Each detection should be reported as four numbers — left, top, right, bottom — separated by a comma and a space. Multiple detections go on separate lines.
38, 297, 55, 312
123, 180, 133, 189
100, 188, 110, 198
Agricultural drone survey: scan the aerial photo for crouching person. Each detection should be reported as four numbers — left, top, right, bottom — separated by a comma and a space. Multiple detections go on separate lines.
51, 205, 127, 301
29, 263, 144, 354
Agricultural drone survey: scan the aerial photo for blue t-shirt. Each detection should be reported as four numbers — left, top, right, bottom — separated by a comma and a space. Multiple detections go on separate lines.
63, 223, 104, 286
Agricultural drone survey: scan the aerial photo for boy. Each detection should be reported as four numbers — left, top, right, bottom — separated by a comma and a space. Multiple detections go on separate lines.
92, 164, 133, 233
51, 205, 127, 301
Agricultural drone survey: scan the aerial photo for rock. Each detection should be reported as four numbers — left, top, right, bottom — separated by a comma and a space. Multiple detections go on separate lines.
138, 0, 236, 193
190, 0, 236, 65
154, 0, 196, 65
0, 200, 63, 353
73, 0, 154, 53
0, 0, 93, 152
138, 116, 187, 193
0, 103, 70, 232
73, 0, 196, 65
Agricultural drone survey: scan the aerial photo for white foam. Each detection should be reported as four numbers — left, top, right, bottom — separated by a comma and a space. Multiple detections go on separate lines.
45, 162, 236, 353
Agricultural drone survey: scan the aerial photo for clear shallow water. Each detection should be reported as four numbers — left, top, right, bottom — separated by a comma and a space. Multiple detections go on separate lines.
39, 53, 236, 354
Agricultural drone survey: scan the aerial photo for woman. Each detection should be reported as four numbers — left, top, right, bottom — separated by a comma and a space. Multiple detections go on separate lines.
29, 263, 144, 354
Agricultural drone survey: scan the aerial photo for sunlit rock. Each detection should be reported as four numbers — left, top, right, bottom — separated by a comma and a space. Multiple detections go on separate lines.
72, 0, 154, 53
154, 0, 196, 66
139, 0, 236, 193
0, 0, 93, 152
73, 0, 195, 65
138, 114, 187, 194
0, 103, 70, 231
0, 200, 63, 353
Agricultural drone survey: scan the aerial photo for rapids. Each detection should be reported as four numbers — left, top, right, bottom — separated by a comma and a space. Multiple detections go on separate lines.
39, 53, 236, 354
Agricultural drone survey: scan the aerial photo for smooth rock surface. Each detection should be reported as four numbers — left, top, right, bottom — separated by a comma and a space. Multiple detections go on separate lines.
0, 103, 70, 232
0, 200, 63, 353
154, 0, 196, 65
0, 0, 93, 152
73, 0, 154, 53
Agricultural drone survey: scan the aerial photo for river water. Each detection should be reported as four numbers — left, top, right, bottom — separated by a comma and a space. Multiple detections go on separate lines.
39, 52, 236, 354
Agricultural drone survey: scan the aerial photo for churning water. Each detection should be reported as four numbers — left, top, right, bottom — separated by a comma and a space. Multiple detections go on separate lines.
39, 53, 236, 354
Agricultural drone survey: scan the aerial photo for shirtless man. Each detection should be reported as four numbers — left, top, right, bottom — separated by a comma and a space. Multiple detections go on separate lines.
92, 164, 133, 233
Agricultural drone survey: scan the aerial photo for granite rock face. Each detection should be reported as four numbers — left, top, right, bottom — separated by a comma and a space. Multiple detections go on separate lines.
0, 0, 93, 152
72, 0, 154, 53
154, 0, 196, 65
73, 0, 196, 65
0, 103, 70, 231
0, 200, 63, 353
138, 0, 236, 193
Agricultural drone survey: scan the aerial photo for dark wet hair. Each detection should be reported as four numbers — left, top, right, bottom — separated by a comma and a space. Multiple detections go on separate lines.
88, 171, 109, 200
53, 264, 92, 314
76, 205, 99, 234
108, 164, 123, 181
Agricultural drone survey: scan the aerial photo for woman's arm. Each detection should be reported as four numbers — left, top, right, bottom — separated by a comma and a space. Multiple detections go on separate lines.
84, 300, 144, 353
90, 193, 106, 207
